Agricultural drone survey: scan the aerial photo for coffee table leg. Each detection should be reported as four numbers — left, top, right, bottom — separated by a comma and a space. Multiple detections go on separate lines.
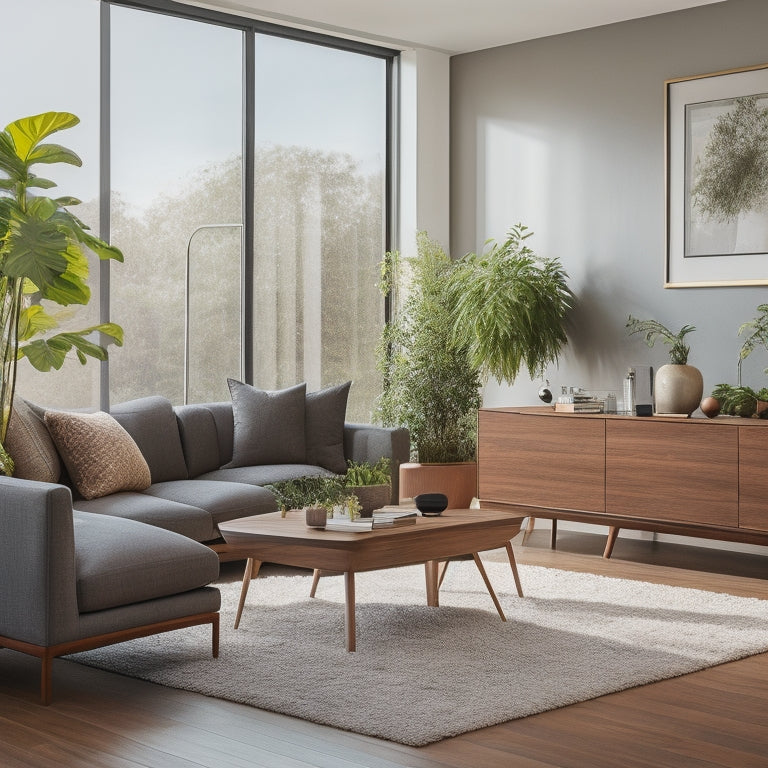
234, 557, 261, 629
472, 553, 507, 622
425, 561, 439, 607
505, 541, 524, 597
345, 570, 356, 652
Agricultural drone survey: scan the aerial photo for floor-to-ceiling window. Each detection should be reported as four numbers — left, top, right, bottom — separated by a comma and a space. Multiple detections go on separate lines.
3, 0, 394, 422
252, 35, 387, 421
109, 5, 244, 405
4, 0, 101, 409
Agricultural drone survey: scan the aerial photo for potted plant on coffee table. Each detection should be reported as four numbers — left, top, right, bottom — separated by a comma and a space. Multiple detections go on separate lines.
626, 315, 702, 416
343, 457, 392, 517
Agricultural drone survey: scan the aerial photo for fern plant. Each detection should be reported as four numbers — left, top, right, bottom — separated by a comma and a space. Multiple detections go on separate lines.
447, 224, 572, 384
738, 303, 768, 375
711, 383, 768, 418
626, 316, 695, 365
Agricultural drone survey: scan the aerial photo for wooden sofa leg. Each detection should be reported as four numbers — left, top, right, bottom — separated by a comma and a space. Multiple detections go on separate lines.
212, 613, 220, 658
41, 650, 54, 706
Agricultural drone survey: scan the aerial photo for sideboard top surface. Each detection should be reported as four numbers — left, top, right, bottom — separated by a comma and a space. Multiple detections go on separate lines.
479, 405, 768, 428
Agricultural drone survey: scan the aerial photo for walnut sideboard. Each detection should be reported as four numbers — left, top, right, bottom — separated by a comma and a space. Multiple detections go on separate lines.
477, 406, 768, 558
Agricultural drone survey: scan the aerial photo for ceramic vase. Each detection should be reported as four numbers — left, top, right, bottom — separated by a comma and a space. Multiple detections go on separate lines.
654, 364, 704, 416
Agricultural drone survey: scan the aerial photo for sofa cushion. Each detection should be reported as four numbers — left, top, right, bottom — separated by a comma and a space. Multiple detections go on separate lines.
111, 396, 189, 483
305, 381, 351, 474
142, 479, 277, 526
72, 510, 219, 613
175, 404, 221, 478
196, 464, 335, 487
73, 492, 215, 542
226, 379, 306, 467
44, 411, 151, 500
4, 397, 61, 483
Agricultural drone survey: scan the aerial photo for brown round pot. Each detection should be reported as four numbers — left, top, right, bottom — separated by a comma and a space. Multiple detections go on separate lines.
398, 462, 478, 510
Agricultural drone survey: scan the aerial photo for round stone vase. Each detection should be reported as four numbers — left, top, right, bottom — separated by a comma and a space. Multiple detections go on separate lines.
654, 364, 704, 416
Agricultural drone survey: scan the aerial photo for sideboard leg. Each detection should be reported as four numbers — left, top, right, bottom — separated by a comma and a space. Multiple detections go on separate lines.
550, 518, 558, 549
604, 527, 620, 558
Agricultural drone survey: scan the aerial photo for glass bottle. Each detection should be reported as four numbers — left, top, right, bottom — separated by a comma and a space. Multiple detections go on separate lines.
623, 368, 635, 415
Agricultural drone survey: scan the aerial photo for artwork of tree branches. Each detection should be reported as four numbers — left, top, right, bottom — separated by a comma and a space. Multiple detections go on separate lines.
691, 94, 768, 223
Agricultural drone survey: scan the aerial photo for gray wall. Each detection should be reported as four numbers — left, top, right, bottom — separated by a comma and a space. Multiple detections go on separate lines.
451, 0, 768, 409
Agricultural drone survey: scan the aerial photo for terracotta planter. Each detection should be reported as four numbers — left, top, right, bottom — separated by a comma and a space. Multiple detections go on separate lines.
654, 364, 704, 416
398, 462, 477, 509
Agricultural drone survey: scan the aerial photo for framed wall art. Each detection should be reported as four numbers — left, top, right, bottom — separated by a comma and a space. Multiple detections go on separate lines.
665, 62, 768, 287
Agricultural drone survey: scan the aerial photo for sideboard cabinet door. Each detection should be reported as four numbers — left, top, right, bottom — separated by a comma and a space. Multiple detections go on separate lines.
605, 420, 738, 526
739, 426, 768, 531
478, 410, 605, 512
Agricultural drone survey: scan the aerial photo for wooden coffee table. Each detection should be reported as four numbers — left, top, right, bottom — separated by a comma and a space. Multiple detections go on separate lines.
219, 508, 525, 651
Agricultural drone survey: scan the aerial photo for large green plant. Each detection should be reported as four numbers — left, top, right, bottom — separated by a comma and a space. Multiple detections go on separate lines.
376, 232, 481, 463
0, 112, 124, 473
447, 224, 572, 384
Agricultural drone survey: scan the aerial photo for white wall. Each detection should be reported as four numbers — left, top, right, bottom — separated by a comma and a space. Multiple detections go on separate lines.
399, 48, 451, 256
450, 0, 768, 409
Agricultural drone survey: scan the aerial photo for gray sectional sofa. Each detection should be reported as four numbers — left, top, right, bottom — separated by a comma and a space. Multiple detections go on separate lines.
0, 382, 409, 703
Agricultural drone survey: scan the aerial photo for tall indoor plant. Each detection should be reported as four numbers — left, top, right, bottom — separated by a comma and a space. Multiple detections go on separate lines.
376, 226, 572, 506
0, 112, 124, 474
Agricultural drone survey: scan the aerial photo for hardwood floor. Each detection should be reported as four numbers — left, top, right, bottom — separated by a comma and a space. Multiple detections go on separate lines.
2, 527, 767, 767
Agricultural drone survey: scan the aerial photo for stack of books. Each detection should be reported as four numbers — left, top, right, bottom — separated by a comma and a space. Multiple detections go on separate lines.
324, 508, 418, 532
554, 392, 603, 413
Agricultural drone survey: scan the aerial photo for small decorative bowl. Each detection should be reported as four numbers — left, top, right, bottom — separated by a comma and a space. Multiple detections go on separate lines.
414, 493, 448, 516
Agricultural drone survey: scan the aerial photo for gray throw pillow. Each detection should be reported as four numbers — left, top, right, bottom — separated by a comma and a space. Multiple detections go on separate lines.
305, 381, 351, 474
227, 379, 307, 467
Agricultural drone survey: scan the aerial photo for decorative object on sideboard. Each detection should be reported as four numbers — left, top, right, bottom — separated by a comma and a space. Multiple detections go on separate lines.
706, 304, 768, 419
626, 316, 702, 416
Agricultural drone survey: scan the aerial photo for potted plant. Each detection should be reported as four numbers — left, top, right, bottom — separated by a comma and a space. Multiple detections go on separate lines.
705, 304, 768, 418
343, 458, 391, 517
376, 232, 482, 507
447, 224, 573, 386
376, 226, 572, 508
0, 112, 124, 474
626, 315, 702, 416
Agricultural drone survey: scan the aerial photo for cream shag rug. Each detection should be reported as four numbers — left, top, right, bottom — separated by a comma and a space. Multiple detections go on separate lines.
70, 562, 768, 746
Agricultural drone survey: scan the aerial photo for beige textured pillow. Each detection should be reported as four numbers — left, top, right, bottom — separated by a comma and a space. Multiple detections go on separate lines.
4, 397, 61, 483
44, 410, 151, 500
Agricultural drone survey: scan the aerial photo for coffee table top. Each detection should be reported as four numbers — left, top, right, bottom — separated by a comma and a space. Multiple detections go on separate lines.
219, 508, 524, 573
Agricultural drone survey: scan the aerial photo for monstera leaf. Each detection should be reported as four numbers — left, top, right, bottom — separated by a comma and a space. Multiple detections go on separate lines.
0, 111, 124, 471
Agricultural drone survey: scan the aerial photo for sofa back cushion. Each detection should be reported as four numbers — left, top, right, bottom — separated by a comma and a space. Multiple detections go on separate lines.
174, 404, 222, 478
110, 396, 189, 482
225, 379, 306, 467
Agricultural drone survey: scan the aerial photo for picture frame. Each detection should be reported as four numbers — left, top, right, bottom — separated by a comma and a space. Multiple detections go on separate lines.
665, 62, 768, 287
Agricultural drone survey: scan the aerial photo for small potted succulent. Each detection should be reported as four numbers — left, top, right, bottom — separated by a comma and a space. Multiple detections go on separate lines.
626, 315, 702, 416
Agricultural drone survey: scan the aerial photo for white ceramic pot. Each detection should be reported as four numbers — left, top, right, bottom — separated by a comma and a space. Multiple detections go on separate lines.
654, 364, 704, 416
